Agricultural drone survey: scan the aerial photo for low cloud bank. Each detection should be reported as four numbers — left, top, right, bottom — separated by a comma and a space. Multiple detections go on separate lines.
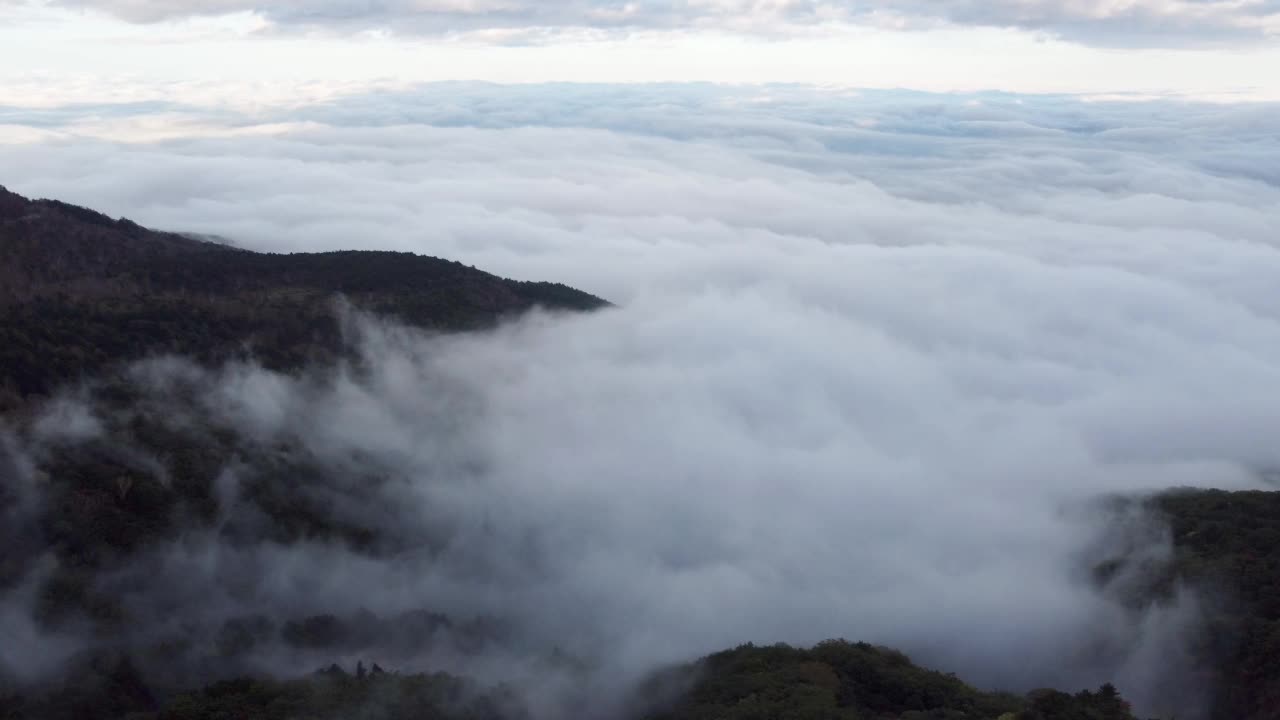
1, 85, 1279, 718
8, 0, 1279, 46
0, 299, 1266, 717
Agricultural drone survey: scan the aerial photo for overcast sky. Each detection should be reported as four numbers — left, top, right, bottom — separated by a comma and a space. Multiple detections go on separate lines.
2, 0, 1280, 102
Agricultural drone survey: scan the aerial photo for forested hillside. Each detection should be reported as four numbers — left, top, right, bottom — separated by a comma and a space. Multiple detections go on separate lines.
1149, 491, 1280, 720
0, 185, 606, 411
5, 641, 1148, 720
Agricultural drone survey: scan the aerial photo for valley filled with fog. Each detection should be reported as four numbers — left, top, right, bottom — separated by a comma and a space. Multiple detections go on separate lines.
3, 85, 1279, 719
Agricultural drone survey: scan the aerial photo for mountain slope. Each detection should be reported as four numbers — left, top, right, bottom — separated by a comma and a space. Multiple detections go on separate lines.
4, 641, 1148, 720
1150, 491, 1280, 720
643, 641, 1140, 720
0, 185, 607, 409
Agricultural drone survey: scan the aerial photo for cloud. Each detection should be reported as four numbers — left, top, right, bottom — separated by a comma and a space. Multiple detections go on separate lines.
10, 0, 1280, 46
0, 305, 1248, 717
2, 83, 1279, 717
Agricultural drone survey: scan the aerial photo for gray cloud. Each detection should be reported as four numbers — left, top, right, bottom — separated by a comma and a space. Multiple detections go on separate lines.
0, 305, 1243, 717
7, 0, 1279, 46
2, 83, 1279, 717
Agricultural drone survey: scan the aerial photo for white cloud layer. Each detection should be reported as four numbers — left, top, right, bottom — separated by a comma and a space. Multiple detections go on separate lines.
2, 83, 1280, 717
6, 0, 1280, 46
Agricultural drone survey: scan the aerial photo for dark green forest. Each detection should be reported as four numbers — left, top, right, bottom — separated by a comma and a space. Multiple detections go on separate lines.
0, 185, 606, 412
3, 641, 1149, 720
2, 186, 1279, 720
1148, 491, 1280, 719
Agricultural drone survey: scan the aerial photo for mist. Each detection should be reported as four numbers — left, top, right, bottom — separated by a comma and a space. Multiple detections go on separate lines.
0, 292, 1267, 717
2, 84, 1279, 718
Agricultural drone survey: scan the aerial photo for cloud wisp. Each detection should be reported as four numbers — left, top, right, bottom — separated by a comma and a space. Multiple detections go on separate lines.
6, 0, 1278, 46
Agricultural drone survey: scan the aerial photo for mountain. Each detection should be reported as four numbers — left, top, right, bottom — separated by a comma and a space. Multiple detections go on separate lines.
0, 185, 607, 411
643, 641, 1139, 720
6, 641, 1146, 720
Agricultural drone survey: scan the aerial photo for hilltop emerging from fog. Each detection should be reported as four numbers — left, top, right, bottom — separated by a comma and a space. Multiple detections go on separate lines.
0, 185, 607, 411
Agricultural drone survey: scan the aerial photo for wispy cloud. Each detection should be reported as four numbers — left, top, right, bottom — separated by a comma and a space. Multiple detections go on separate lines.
7, 0, 1278, 46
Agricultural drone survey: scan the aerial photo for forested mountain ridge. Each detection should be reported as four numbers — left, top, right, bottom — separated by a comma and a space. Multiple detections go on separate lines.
0, 185, 607, 410
5, 640, 1147, 720
1147, 491, 1280, 720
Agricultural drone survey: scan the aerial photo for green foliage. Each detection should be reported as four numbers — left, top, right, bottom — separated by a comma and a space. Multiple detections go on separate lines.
1151, 489, 1280, 720
150, 669, 523, 720
640, 641, 1132, 720
4, 664, 524, 720
1016, 684, 1134, 720
0, 189, 608, 408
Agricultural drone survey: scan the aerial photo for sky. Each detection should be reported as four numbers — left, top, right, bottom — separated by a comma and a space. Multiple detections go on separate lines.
2, 3, 1280, 719
2, 0, 1280, 103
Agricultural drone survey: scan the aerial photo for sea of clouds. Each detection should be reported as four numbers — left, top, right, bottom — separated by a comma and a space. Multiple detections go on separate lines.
2, 83, 1279, 717
6, 0, 1279, 45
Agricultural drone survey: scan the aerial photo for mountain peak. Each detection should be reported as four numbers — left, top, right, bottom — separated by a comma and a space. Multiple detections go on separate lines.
0, 184, 30, 219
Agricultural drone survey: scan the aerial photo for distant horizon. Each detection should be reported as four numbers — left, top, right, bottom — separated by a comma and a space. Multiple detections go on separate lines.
4, 0, 1280, 102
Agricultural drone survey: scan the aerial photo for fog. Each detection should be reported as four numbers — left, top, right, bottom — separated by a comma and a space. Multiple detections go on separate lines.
2, 84, 1279, 717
